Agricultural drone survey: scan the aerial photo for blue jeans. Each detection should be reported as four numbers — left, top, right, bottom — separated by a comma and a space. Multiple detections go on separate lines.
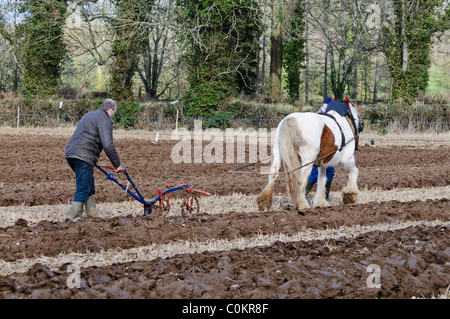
308, 166, 335, 184
67, 158, 95, 202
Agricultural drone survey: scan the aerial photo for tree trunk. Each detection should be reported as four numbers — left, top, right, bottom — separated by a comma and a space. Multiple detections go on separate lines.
373, 52, 379, 102
364, 62, 368, 103
269, 0, 282, 102
258, 0, 268, 95
323, 50, 328, 99
304, 0, 310, 105
322, 0, 329, 100
352, 49, 358, 100
150, 37, 159, 99
401, 0, 408, 72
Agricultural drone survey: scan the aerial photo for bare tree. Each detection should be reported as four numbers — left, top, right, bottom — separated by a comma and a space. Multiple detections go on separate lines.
0, 0, 27, 92
136, 0, 180, 100
269, 0, 282, 102
63, 0, 115, 89
306, 0, 381, 100
257, 0, 269, 95
304, 0, 310, 104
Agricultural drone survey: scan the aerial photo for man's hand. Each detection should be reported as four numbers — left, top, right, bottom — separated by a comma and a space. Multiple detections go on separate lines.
115, 165, 124, 172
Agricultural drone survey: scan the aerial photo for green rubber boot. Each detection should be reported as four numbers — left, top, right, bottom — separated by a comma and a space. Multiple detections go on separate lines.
85, 195, 96, 217
69, 201, 84, 222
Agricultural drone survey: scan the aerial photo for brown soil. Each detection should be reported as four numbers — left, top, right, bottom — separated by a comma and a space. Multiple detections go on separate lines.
1, 224, 447, 299
0, 199, 448, 263
0, 133, 449, 300
1, 134, 448, 206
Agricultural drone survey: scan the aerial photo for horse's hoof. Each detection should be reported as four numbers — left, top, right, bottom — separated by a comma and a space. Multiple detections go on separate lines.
295, 202, 310, 211
313, 198, 329, 208
256, 191, 273, 212
257, 201, 272, 212
343, 192, 357, 204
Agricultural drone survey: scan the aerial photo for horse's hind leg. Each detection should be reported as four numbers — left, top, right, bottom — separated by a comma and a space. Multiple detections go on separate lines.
286, 165, 311, 211
256, 173, 277, 211
256, 153, 281, 212
342, 159, 359, 204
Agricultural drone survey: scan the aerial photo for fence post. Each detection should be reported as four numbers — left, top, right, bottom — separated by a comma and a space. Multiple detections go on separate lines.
58, 101, 62, 121
17, 104, 20, 134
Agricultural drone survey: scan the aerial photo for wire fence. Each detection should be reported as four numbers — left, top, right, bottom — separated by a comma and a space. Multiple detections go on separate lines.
1, 111, 449, 124
0, 111, 449, 134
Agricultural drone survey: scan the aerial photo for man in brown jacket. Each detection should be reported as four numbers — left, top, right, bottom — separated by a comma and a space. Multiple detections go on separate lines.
65, 99, 124, 221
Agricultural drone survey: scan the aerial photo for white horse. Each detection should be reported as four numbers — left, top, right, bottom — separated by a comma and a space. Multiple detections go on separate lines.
256, 101, 363, 212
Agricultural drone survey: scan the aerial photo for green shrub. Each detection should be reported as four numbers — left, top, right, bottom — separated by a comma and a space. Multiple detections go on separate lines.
0, 97, 447, 132
114, 101, 141, 128
205, 110, 232, 128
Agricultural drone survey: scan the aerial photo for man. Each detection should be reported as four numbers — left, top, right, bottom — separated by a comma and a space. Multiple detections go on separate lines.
65, 99, 124, 222
317, 97, 333, 114
305, 97, 335, 201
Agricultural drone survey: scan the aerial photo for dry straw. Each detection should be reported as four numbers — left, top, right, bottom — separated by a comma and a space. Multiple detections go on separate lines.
1, 186, 448, 227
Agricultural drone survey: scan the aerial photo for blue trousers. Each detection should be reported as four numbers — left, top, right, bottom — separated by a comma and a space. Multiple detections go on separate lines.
67, 158, 95, 202
308, 166, 335, 184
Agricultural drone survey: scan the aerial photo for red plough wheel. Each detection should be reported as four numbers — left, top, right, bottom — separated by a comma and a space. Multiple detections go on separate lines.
181, 194, 200, 217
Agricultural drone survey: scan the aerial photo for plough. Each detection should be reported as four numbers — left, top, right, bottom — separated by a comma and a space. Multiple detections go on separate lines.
95, 164, 210, 217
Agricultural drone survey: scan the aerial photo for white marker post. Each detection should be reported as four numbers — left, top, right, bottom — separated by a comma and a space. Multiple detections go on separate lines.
58, 101, 63, 120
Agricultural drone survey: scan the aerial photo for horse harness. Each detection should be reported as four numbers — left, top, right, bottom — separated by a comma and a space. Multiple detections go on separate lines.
319, 112, 346, 151
319, 101, 361, 151
230, 101, 363, 175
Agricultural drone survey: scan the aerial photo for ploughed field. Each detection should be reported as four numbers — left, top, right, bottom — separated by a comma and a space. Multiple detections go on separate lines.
0, 128, 448, 299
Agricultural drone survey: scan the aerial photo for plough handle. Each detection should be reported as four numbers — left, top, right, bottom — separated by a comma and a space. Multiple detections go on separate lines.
95, 164, 147, 205
122, 169, 146, 204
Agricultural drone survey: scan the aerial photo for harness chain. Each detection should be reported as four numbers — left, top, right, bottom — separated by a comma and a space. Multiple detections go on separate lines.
229, 155, 274, 173
288, 135, 357, 174
230, 113, 360, 175
230, 134, 358, 175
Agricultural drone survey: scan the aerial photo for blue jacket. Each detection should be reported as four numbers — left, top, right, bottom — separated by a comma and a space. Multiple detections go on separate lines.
326, 101, 358, 138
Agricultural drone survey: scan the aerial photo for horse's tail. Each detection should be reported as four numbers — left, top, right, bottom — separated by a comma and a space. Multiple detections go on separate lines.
278, 116, 305, 205
278, 116, 302, 170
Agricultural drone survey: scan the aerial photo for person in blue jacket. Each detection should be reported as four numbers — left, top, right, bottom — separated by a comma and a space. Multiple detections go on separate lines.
305, 97, 335, 201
